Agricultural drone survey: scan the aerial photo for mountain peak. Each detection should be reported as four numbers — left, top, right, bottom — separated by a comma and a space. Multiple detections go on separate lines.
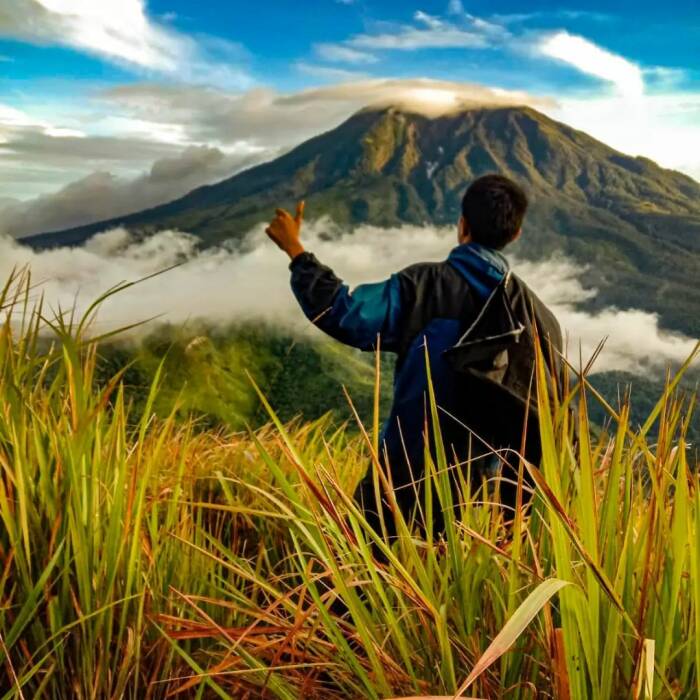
354, 100, 539, 122
345, 81, 550, 120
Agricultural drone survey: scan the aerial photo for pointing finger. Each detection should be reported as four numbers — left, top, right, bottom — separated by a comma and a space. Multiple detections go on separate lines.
295, 200, 305, 223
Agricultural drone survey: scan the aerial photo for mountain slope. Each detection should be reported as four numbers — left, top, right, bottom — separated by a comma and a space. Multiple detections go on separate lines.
23, 105, 700, 337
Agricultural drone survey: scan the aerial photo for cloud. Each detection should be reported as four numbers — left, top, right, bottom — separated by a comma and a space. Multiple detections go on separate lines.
1, 122, 175, 164
0, 102, 86, 138
314, 8, 504, 65
2, 223, 695, 375
526, 33, 699, 180
314, 43, 378, 64
492, 10, 614, 25
440, 4, 511, 39
643, 66, 689, 90
102, 78, 549, 148
295, 62, 371, 82
556, 10, 614, 22
537, 31, 644, 97
0, 101, 193, 198
311, 7, 513, 74
0, 0, 251, 86
543, 91, 700, 181
513, 257, 697, 374
0, 145, 268, 238
345, 13, 491, 51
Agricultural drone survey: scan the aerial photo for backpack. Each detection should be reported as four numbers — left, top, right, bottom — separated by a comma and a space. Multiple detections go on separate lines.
442, 272, 562, 481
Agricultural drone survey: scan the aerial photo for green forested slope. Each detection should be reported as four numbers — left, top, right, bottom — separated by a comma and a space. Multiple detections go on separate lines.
97, 324, 699, 444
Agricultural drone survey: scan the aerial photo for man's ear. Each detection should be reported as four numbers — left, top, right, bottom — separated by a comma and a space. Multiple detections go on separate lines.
512, 228, 523, 243
458, 216, 471, 244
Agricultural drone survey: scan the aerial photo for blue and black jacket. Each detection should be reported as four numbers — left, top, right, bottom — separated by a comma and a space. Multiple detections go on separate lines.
290, 242, 562, 524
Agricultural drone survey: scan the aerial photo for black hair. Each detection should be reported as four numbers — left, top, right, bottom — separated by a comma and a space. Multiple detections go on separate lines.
461, 174, 528, 250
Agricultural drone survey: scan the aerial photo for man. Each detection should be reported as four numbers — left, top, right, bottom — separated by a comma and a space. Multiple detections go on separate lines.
266, 174, 563, 536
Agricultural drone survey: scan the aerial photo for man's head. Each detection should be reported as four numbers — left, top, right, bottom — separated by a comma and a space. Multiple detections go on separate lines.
458, 174, 528, 250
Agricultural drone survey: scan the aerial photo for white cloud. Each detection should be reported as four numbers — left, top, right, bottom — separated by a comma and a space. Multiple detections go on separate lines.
0, 102, 85, 137
2, 223, 695, 375
0, 100, 192, 198
295, 62, 371, 82
538, 31, 644, 97
414, 11, 446, 30
35, 0, 181, 71
529, 32, 699, 180
544, 92, 700, 181
349, 27, 486, 51
0, 0, 251, 86
101, 78, 548, 147
344, 12, 491, 52
0, 145, 268, 238
513, 257, 697, 374
493, 10, 613, 25
314, 43, 378, 64
316, 6, 512, 64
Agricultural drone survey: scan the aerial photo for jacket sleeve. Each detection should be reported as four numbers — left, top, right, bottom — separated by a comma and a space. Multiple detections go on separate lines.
289, 251, 403, 352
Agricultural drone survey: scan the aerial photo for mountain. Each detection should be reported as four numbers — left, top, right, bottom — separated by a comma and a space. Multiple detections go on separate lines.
22, 105, 700, 337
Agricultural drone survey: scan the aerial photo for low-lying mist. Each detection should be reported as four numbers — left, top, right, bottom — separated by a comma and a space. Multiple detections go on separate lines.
2, 221, 696, 375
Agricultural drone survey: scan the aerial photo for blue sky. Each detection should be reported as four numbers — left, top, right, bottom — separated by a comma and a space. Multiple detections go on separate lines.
2, 1, 699, 93
0, 0, 699, 236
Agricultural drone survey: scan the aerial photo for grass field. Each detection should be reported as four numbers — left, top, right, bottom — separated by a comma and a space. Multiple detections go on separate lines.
1, 268, 700, 699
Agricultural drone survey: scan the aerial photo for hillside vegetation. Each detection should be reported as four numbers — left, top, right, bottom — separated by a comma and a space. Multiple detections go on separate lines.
95, 322, 395, 429
94, 322, 700, 444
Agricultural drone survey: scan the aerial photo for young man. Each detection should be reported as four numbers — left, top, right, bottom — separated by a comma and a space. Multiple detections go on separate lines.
266, 174, 563, 535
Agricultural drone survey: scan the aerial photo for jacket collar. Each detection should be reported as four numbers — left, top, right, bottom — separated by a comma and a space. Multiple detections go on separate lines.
446, 242, 509, 299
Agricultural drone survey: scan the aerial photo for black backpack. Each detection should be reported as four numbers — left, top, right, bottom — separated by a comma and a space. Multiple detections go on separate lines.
442, 272, 562, 480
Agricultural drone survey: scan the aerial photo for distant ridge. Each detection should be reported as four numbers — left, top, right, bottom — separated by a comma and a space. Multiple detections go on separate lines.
22, 105, 700, 337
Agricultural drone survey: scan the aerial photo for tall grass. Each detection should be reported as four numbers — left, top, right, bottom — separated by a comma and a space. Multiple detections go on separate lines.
0, 267, 699, 699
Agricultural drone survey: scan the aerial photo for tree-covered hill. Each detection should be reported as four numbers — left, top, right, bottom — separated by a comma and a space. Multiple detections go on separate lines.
96, 324, 699, 445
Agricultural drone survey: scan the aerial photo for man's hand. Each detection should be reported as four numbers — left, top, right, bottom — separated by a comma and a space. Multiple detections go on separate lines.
265, 201, 305, 260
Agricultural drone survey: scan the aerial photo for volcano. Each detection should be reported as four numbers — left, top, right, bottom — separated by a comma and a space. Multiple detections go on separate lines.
22, 105, 700, 337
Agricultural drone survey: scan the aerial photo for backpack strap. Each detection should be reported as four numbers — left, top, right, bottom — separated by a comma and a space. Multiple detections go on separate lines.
452, 271, 525, 348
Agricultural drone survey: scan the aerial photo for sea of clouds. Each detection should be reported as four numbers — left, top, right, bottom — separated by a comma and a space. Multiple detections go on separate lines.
1, 221, 696, 375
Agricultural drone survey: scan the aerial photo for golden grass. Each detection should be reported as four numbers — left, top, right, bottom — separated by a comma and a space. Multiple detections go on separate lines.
0, 268, 699, 699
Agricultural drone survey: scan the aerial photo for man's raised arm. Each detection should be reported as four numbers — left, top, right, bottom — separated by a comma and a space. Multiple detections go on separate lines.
265, 202, 403, 352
